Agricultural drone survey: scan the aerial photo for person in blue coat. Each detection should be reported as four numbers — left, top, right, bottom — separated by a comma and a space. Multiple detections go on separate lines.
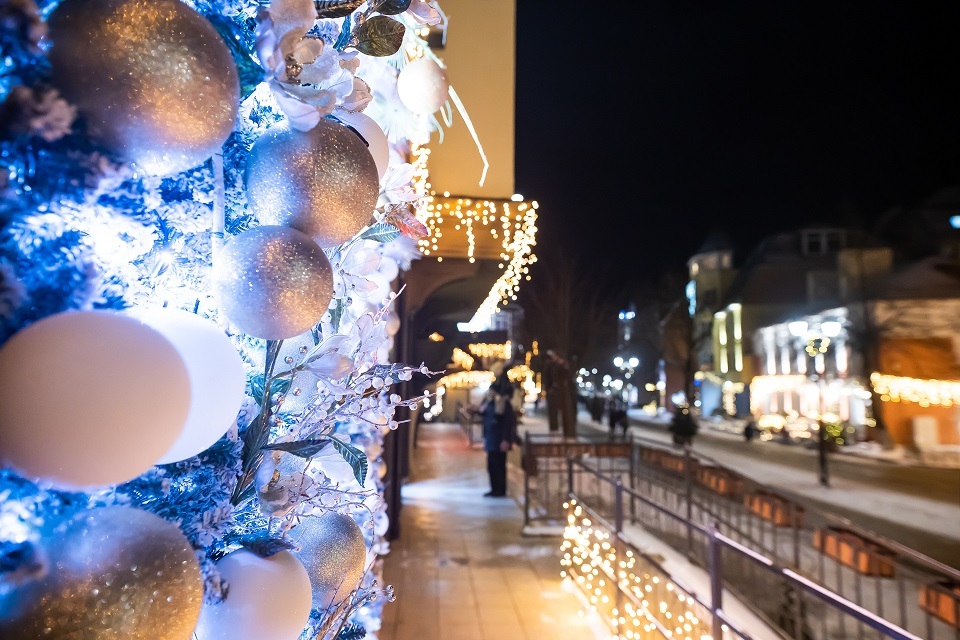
479, 365, 516, 497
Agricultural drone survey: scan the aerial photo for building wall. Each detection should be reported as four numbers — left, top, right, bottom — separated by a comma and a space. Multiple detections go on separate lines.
424, 0, 517, 199
876, 335, 960, 446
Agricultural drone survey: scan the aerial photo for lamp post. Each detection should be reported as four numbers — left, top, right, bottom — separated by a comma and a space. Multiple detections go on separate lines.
808, 332, 832, 488
790, 320, 832, 488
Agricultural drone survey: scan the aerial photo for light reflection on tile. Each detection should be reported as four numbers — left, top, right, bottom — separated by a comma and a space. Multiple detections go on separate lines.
378, 422, 603, 640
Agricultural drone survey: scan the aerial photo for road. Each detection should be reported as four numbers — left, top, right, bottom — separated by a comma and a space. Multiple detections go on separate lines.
575, 409, 960, 569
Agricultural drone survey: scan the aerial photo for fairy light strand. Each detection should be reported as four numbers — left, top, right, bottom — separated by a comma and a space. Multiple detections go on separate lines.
561, 499, 717, 640
870, 372, 960, 407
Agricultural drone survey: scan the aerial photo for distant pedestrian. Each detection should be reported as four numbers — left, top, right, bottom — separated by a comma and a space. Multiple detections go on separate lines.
608, 395, 628, 437
817, 420, 831, 488
479, 364, 517, 497
743, 420, 758, 442
669, 407, 698, 448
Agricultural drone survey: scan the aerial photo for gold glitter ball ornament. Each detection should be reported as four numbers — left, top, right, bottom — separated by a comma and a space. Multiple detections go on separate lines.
0, 506, 203, 640
290, 511, 368, 611
47, 0, 240, 176
213, 225, 334, 340
246, 118, 380, 249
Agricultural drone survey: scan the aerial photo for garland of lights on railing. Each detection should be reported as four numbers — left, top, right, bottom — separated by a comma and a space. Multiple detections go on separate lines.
870, 372, 960, 407
561, 499, 717, 640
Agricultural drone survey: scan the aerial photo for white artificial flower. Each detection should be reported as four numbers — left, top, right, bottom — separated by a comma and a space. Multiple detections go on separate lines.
380, 235, 422, 271
405, 0, 441, 25
255, 2, 360, 131
333, 243, 382, 299
378, 163, 419, 205
342, 77, 373, 112
310, 444, 362, 487
303, 333, 355, 380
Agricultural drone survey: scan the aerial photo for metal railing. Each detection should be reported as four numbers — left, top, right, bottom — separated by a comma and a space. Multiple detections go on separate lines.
567, 457, 925, 640
456, 404, 483, 448
520, 432, 960, 639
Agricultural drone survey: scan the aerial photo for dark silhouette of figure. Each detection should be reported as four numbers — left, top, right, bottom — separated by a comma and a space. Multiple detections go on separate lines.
669, 407, 698, 447
541, 351, 561, 432
541, 350, 576, 437
607, 395, 628, 437
817, 420, 831, 488
479, 366, 516, 497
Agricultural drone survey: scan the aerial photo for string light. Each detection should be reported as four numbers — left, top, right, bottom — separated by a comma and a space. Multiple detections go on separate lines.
562, 499, 715, 640
451, 347, 475, 370
871, 372, 960, 407
433, 370, 495, 389
415, 195, 538, 330
468, 342, 511, 359
428, 332, 445, 342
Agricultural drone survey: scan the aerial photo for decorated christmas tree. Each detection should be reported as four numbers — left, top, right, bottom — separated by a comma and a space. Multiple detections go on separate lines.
0, 0, 455, 637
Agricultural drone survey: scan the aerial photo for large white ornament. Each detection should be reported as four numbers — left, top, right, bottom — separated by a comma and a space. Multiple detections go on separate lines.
193, 550, 312, 640
131, 308, 246, 464
47, 0, 240, 176
396, 56, 450, 115
0, 310, 190, 490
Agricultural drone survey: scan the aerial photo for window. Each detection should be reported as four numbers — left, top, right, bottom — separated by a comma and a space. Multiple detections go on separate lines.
803, 229, 848, 255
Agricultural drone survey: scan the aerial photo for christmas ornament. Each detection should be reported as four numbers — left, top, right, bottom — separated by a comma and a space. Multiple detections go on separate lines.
0, 506, 203, 640
131, 308, 246, 464
246, 119, 379, 248
290, 512, 368, 610
331, 110, 390, 180
0, 310, 190, 490
47, 0, 240, 176
396, 56, 449, 115
213, 226, 334, 340
193, 550, 312, 640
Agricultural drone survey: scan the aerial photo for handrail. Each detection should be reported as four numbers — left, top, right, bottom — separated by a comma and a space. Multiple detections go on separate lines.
567, 456, 928, 640
621, 433, 960, 583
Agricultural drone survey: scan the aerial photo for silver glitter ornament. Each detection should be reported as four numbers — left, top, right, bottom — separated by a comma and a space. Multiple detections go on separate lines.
246, 118, 380, 248
0, 506, 203, 640
47, 0, 239, 176
213, 225, 334, 340
290, 511, 368, 611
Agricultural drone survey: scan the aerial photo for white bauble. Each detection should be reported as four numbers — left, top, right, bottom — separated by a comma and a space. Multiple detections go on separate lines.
131, 308, 246, 463
396, 57, 449, 115
0, 310, 190, 489
193, 550, 312, 640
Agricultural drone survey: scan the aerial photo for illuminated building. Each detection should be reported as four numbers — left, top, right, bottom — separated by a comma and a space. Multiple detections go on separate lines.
750, 255, 960, 451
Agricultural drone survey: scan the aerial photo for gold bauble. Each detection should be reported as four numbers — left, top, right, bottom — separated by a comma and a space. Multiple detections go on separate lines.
0, 507, 203, 640
48, 0, 240, 176
246, 118, 380, 249
289, 511, 368, 611
212, 226, 334, 340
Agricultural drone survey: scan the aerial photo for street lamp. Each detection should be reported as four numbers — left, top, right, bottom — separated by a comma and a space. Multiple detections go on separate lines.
803, 330, 832, 488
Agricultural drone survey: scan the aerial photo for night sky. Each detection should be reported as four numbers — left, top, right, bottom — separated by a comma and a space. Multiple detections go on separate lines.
514, 1, 960, 296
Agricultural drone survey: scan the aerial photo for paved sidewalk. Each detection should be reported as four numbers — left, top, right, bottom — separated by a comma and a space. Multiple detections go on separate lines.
379, 421, 607, 640
518, 407, 960, 569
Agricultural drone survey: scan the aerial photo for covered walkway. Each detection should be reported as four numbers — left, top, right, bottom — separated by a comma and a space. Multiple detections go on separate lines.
378, 421, 604, 640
